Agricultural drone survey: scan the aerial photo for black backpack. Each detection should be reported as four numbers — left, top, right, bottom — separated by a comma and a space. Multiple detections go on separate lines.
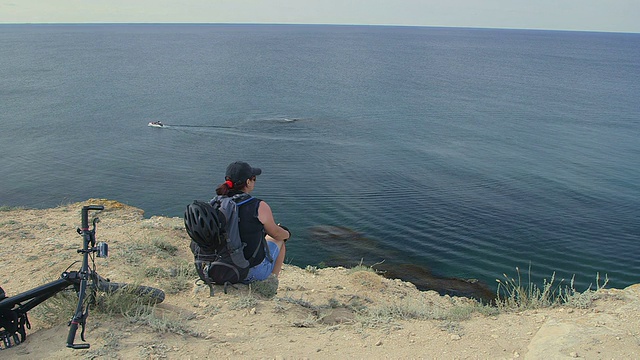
184, 194, 270, 296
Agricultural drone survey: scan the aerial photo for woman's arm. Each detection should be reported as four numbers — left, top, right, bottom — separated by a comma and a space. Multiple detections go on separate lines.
257, 201, 290, 242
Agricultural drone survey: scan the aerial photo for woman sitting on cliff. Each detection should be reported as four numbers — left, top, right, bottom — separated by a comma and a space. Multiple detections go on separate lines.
215, 161, 290, 283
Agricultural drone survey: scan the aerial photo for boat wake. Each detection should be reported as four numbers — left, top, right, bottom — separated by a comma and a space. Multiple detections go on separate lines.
166, 124, 235, 129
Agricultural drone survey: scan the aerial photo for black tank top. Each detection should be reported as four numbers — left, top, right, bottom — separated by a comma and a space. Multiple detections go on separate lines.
237, 197, 266, 267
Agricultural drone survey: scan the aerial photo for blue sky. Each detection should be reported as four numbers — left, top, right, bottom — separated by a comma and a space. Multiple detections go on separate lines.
1, 0, 638, 33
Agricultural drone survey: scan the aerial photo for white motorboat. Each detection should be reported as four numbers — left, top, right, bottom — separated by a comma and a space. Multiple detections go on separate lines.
148, 121, 164, 128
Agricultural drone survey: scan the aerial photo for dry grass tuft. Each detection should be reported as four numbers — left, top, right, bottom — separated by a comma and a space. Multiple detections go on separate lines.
496, 266, 609, 311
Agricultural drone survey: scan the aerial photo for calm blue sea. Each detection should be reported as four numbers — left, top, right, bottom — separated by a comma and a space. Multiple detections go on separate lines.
1, 24, 639, 295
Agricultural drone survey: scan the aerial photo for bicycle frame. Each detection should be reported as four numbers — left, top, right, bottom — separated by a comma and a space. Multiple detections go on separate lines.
0, 205, 106, 350
0, 275, 77, 314
65, 205, 105, 349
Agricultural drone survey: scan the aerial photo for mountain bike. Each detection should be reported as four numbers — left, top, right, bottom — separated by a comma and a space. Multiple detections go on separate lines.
0, 205, 165, 350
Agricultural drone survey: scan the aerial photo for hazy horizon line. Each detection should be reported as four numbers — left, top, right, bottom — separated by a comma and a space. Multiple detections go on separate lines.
1, 22, 637, 35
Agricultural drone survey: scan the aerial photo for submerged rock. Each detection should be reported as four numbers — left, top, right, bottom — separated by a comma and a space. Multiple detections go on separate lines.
307, 225, 495, 303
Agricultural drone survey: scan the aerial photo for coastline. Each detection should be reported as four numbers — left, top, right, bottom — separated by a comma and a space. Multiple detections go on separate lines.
1, 199, 639, 358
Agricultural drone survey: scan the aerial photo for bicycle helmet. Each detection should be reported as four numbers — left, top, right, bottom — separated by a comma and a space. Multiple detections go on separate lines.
184, 201, 225, 250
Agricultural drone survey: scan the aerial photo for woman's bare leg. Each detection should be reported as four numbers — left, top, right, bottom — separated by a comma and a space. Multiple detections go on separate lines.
272, 243, 286, 276
266, 235, 286, 276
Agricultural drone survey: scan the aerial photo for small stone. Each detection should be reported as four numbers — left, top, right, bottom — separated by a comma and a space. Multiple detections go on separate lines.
249, 307, 257, 315
375, 340, 383, 346
451, 334, 461, 340
491, 334, 499, 339
569, 352, 578, 358
513, 351, 520, 358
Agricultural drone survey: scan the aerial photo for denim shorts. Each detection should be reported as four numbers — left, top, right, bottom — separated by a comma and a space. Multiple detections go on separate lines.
243, 241, 280, 283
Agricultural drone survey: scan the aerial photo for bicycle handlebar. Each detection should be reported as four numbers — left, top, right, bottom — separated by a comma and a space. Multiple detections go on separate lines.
81, 205, 104, 229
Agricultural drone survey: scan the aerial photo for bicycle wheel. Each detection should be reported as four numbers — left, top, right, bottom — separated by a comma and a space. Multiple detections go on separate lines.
95, 280, 165, 304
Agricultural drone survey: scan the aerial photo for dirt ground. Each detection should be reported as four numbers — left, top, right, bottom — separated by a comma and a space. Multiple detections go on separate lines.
1, 200, 639, 359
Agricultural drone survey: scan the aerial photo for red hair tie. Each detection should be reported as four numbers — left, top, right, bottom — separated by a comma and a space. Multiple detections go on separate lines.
225, 180, 234, 188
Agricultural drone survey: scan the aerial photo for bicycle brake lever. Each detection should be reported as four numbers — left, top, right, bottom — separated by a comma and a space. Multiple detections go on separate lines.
80, 304, 90, 342
80, 321, 87, 342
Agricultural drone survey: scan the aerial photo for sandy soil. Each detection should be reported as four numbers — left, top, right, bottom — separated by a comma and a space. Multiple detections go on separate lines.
1, 200, 639, 359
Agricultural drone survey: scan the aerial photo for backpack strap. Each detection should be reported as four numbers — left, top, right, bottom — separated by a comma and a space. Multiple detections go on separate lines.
234, 195, 255, 206
260, 236, 274, 263
191, 242, 217, 296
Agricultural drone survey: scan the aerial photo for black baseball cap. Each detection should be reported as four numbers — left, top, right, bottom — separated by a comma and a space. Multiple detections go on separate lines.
225, 161, 262, 184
